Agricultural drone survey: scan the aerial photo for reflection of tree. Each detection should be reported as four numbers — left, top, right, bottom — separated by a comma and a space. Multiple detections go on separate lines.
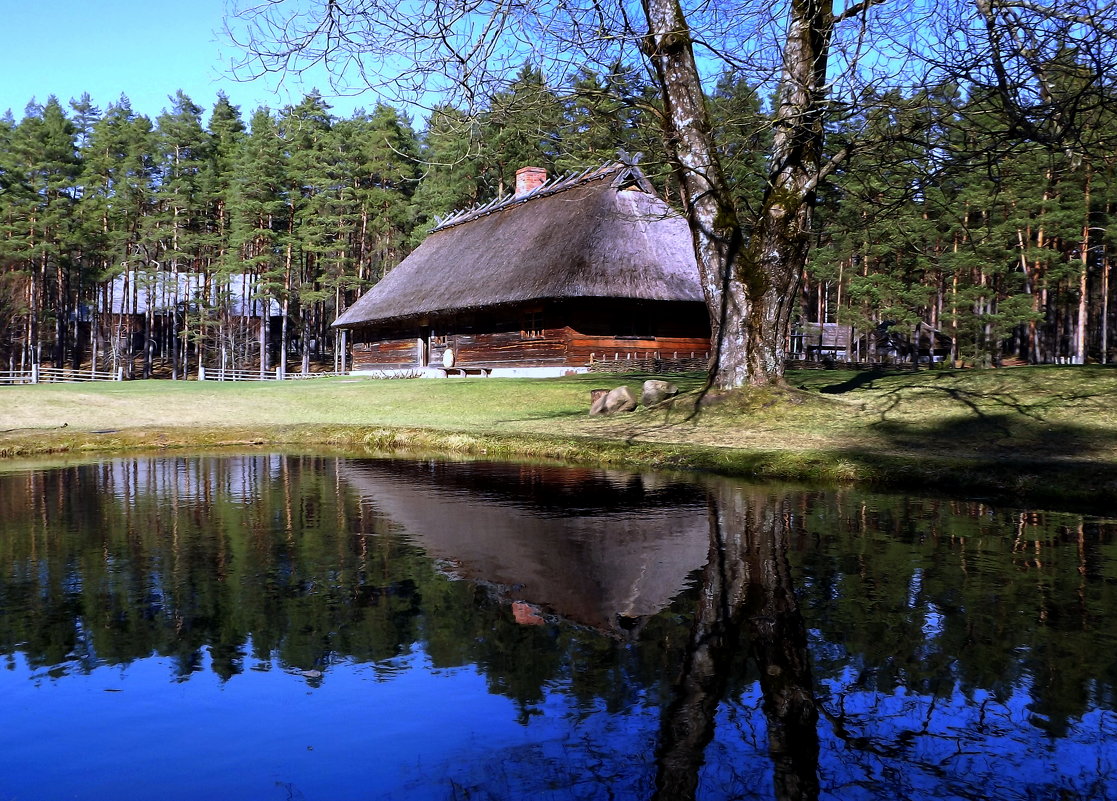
4, 457, 1117, 799
655, 486, 819, 801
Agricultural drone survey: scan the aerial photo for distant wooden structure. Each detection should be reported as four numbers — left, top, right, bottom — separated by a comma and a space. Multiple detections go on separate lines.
790, 322, 853, 362
95, 270, 282, 376
789, 320, 952, 366
333, 160, 711, 377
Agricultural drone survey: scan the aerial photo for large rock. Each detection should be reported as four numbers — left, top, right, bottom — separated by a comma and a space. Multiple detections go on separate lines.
589, 385, 638, 415
641, 379, 679, 407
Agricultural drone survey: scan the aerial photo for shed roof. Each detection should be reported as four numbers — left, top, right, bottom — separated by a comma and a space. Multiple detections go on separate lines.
333, 162, 702, 328
99, 270, 281, 317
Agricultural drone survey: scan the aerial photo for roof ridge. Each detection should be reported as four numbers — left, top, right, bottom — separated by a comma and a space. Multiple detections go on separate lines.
431, 161, 624, 232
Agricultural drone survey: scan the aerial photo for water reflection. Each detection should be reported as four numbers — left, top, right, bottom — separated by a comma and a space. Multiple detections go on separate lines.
655, 487, 820, 801
340, 459, 710, 635
0, 455, 1115, 800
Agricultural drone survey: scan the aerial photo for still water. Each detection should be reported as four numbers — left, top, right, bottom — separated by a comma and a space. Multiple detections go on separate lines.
0, 454, 1115, 800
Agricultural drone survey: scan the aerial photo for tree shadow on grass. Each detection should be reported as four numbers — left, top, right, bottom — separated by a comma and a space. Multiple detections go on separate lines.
868, 413, 1117, 459
811, 368, 899, 395
857, 369, 1117, 459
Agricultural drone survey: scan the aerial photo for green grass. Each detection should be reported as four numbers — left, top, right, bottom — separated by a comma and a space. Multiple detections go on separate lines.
3, 365, 1117, 507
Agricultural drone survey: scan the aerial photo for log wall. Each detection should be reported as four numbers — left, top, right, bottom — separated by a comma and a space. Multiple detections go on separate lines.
346, 299, 712, 371
351, 338, 418, 370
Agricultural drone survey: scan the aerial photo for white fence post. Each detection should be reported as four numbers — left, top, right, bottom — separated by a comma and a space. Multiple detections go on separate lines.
31, 364, 39, 384
199, 365, 206, 382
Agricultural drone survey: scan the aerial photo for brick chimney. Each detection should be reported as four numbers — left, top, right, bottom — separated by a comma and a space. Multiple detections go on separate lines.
515, 166, 547, 198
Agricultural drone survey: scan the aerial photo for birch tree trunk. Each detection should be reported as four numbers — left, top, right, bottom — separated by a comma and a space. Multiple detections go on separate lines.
641, 0, 750, 388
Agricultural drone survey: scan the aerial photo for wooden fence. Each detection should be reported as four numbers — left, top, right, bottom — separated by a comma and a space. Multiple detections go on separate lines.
197, 366, 346, 381
587, 354, 709, 374
0, 366, 123, 385
0, 365, 346, 384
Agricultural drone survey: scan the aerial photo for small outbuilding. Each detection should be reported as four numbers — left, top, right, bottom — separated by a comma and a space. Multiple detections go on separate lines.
332, 160, 711, 376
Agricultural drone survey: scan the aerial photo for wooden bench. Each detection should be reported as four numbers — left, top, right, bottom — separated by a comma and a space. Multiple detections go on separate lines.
431, 366, 491, 377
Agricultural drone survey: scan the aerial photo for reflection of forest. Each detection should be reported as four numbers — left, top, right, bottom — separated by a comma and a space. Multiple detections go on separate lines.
0, 455, 1115, 799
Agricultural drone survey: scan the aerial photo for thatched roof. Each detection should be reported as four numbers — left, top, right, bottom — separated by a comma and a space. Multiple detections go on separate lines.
333, 162, 702, 328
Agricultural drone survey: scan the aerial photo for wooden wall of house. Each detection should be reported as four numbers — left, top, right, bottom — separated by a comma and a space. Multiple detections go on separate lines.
346, 298, 711, 370
437, 329, 568, 368
564, 334, 710, 364
559, 298, 710, 365
351, 337, 418, 370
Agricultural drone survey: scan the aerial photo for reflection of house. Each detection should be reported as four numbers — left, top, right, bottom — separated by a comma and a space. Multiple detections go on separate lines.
332, 161, 711, 377
339, 459, 711, 635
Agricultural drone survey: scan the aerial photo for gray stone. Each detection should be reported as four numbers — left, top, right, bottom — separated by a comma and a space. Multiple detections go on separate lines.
589, 385, 638, 415
641, 379, 679, 407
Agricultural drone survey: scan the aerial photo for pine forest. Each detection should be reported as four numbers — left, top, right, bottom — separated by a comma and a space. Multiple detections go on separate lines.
2, 64, 1115, 378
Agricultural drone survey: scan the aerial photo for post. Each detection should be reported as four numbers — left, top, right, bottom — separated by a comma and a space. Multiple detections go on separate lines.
31, 364, 39, 384
199, 365, 206, 382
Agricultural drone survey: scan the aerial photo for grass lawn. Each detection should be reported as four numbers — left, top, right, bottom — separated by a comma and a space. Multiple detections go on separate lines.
2, 365, 1116, 507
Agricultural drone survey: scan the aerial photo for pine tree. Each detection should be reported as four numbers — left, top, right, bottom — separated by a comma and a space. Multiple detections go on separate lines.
558, 65, 663, 173
478, 64, 564, 197
411, 104, 484, 238
334, 104, 419, 288
278, 92, 336, 374
228, 106, 287, 374
80, 95, 156, 377
152, 91, 214, 377
200, 93, 250, 374
0, 97, 81, 368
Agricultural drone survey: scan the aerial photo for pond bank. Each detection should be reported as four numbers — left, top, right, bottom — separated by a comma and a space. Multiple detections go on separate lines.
1, 365, 1115, 509
2, 422, 1114, 513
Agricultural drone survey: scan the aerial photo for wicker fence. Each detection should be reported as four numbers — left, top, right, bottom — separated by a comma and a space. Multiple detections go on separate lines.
587, 355, 709, 374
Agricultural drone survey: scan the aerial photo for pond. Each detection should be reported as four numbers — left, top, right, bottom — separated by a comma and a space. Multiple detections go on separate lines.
0, 454, 1115, 800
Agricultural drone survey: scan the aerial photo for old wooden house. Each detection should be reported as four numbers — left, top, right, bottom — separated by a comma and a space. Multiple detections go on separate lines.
332, 161, 711, 376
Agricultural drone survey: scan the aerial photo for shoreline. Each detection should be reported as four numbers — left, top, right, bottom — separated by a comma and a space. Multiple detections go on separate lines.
2, 421, 1114, 514
2, 365, 1115, 512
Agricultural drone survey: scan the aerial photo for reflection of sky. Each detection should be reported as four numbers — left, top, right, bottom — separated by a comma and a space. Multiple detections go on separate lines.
0, 646, 672, 801
1, 646, 547, 800
4, 639, 1114, 800
811, 667, 1117, 800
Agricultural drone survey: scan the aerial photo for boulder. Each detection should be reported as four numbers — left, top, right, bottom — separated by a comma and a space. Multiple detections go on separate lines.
589, 385, 638, 415
641, 379, 679, 407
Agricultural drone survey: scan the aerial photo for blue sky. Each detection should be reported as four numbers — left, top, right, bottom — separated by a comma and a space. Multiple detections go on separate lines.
0, 0, 365, 124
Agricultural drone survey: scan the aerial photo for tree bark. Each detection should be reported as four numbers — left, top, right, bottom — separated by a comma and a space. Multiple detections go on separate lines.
641, 0, 751, 388
642, 0, 833, 388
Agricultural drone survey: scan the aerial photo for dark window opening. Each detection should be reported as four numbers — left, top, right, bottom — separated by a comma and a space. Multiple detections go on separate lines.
522, 310, 544, 339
